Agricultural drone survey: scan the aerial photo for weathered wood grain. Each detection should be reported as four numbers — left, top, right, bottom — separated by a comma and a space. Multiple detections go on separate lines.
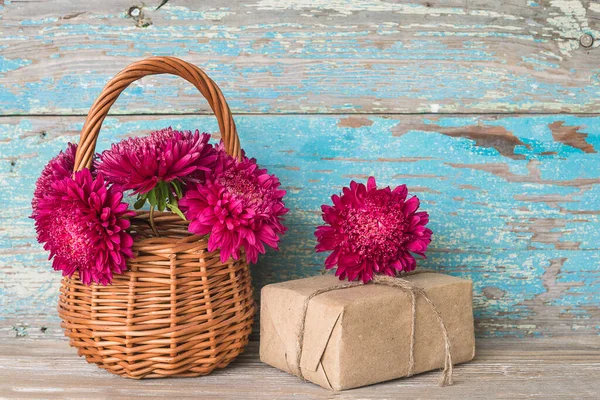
0, 338, 598, 399
1, 114, 599, 339
1, 0, 600, 114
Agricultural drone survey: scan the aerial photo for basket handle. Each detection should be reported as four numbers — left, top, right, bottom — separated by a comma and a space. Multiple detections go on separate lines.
73, 56, 241, 172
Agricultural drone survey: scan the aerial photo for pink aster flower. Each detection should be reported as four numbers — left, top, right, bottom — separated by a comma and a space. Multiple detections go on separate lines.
33, 169, 135, 285
179, 148, 288, 264
31, 143, 77, 217
315, 177, 432, 283
95, 127, 217, 195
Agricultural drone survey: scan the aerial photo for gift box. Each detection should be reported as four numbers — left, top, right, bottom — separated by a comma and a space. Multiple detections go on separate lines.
260, 272, 475, 390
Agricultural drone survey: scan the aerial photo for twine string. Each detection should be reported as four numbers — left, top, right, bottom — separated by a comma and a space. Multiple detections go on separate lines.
294, 272, 454, 387
372, 274, 454, 386
408, 288, 416, 377
294, 281, 362, 377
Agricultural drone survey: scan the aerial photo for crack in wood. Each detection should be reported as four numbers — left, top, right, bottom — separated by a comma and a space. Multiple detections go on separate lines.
61, 11, 85, 20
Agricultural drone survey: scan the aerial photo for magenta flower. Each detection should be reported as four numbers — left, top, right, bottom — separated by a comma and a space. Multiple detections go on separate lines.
180, 148, 288, 264
31, 143, 77, 217
95, 127, 217, 195
315, 177, 432, 283
33, 169, 135, 285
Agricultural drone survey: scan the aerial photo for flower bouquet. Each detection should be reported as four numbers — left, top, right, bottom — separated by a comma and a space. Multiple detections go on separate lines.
32, 57, 288, 379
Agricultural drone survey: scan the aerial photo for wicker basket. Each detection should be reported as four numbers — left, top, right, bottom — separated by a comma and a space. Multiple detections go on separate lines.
57, 57, 255, 379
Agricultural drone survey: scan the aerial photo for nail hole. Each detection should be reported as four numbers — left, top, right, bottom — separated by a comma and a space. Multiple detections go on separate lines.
127, 6, 152, 28
128, 6, 141, 18
580, 33, 594, 48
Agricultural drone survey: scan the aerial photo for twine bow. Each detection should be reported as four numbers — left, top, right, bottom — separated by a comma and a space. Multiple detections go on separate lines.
294, 272, 454, 387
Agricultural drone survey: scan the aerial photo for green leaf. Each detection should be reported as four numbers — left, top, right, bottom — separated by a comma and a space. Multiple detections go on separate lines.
133, 196, 146, 210
157, 182, 167, 212
147, 188, 157, 207
167, 203, 186, 221
168, 184, 176, 205
172, 180, 183, 199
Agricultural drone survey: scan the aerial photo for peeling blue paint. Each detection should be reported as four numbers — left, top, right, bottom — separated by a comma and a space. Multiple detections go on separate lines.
19, 17, 58, 26
1, 114, 599, 337
1, 2, 599, 338
0, 9, 599, 114
520, 56, 560, 71
0, 54, 31, 74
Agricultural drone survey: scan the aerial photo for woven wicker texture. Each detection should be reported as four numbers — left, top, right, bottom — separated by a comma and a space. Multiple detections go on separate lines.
58, 57, 255, 379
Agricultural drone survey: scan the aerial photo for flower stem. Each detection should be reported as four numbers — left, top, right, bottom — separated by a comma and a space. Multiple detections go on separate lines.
149, 205, 160, 237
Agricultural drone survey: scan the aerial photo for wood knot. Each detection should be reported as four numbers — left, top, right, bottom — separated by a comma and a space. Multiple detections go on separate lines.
127, 5, 152, 28
580, 33, 594, 48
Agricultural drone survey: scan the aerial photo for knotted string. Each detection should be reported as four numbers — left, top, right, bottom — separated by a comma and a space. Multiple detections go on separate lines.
294, 271, 454, 387
373, 274, 454, 386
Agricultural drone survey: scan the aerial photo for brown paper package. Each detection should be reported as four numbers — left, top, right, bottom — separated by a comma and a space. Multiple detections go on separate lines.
260, 272, 475, 391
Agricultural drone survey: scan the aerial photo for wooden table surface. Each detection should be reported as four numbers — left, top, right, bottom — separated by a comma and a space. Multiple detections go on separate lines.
1, 337, 599, 399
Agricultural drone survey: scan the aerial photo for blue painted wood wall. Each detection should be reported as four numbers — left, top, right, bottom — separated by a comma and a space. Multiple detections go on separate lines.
1, 0, 599, 339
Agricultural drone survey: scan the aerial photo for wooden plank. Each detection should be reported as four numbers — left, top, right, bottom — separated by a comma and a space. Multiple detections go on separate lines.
1, 114, 599, 339
1, 1, 600, 114
0, 338, 598, 399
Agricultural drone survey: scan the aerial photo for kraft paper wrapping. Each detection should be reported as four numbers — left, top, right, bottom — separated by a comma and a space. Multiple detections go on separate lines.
260, 273, 475, 391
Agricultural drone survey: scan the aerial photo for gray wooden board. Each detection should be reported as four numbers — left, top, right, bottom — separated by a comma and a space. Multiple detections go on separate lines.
0, 338, 599, 399
1, 0, 600, 114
